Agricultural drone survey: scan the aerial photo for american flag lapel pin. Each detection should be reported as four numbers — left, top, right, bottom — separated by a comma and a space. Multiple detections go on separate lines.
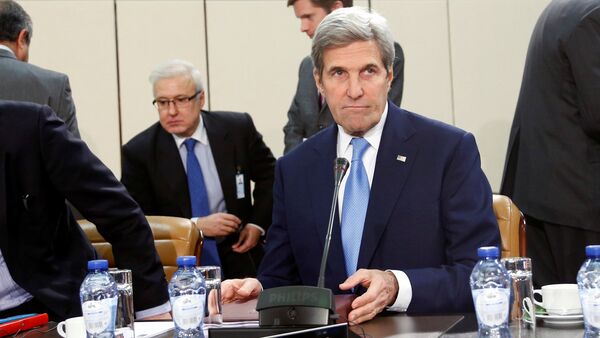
396, 155, 407, 162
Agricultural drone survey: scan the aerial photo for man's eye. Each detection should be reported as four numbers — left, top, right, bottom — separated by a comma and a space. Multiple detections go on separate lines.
157, 100, 169, 106
175, 97, 188, 104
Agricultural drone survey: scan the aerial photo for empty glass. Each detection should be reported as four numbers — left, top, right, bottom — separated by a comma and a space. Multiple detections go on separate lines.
108, 268, 135, 338
198, 266, 223, 324
502, 257, 535, 331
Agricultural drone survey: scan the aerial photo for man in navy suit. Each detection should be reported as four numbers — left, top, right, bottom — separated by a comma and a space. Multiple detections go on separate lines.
0, 101, 169, 320
222, 7, 500, 324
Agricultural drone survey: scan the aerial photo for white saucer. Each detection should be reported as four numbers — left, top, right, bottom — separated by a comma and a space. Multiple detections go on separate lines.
536, 313, 583, 326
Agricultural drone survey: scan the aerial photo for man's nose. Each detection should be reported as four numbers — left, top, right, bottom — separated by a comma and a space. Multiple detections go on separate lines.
166, 101, 178, 115
347, 76, 364, 99
300, 20, 309, 33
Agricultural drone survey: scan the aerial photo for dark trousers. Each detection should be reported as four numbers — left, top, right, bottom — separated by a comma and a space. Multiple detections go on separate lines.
526, 215, 600, 288
0, 298, 60, 321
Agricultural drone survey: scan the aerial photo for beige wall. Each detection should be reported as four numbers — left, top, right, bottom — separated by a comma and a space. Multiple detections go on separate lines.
17, 0, 550, 190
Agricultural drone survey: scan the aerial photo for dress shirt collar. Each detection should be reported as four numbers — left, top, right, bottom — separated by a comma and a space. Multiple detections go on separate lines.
337, 101, 388, 156
0, 44, 15, 55
172, 116, 208, 149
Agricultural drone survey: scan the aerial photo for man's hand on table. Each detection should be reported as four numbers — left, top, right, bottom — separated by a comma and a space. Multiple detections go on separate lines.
221, 278, 262, 303
339, 269, 399, 324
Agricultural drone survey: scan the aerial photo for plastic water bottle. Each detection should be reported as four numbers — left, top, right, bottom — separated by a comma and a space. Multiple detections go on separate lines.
470, 246, 511, 337
578, 245, 600, 337
169, 256, 206, 338
80, 260, 118, 338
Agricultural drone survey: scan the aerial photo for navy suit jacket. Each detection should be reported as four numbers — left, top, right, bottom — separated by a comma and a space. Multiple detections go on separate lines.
0, 101, 167, 320
258, 102, 500, 313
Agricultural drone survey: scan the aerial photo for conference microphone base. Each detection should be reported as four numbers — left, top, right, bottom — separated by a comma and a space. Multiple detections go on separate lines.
256, 286, 337, 327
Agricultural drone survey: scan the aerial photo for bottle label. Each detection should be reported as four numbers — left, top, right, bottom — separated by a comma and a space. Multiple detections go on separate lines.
473, 289, 509, 327
82, 298, 116, 334
582, 289, 600, 328
172, 294, 204, 329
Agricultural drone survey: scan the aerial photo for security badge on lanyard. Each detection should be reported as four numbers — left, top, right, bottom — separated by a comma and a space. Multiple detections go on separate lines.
236, 166, 245, 199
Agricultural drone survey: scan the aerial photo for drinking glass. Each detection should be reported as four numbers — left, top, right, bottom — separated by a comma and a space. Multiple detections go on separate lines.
109, 268, 135, 338
198, 266, 223, 324
502, 257, 535, 330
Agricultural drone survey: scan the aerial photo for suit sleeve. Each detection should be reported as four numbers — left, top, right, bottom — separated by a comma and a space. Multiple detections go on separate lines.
54, 75, 80, 138
121, 142, 159, 214
244, 113, 276, 232
37, 107, 168, 311
388, 42, 405, 107
566, 11, 600, 141
403, 133, 500, 313
283, 59, 311, 154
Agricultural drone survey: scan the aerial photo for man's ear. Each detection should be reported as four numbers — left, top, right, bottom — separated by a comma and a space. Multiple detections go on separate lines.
386, 67, 394, 90
331, 0, 344, 11
313, 69, 323, 94
198, 90, 206, 109
15, 29, 30, 62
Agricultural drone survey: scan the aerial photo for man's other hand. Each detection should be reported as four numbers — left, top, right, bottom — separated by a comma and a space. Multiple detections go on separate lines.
196, 213, 241, 237
339, 269, 399, 324
221, 278, 262, 304
232, 226, 261, 253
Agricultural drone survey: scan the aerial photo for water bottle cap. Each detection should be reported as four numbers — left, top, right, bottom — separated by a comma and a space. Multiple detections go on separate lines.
87, 259, 109, 271
477, 246, 499, 259
586, 245, 600, 257
176, 256, 197, 267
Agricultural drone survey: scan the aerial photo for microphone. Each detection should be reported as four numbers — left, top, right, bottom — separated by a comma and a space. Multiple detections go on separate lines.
318, 158, 349, 288
256, 158, 350, 327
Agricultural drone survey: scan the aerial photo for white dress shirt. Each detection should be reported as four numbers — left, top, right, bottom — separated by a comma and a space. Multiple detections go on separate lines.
336, 102, 412, 312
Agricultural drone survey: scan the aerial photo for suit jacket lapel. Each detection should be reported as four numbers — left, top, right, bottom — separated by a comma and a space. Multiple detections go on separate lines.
308, 127, 348, 288
156, 126, 191, 217
202, 112, 237, 216
357, 104, 419, 269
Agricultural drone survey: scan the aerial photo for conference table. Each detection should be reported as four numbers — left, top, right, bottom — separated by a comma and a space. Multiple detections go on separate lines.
25, 296, 584, 338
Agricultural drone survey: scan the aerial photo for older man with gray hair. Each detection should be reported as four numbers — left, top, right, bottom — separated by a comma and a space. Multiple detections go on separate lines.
121, 59, 276, 279
222, 7, 499, 324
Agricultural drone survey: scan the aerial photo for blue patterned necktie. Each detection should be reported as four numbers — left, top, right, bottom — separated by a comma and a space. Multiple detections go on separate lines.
184, 138, 221, 266
341, 138, 371, 277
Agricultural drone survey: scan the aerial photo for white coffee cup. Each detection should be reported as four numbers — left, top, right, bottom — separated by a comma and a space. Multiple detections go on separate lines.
533, 283, 582, 316
57, 316, 86, 338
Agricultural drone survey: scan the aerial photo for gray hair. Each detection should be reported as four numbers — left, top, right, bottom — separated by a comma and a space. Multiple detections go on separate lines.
311, 7, 394, 77
149, 59, 204, 93
0, 0, 33, 43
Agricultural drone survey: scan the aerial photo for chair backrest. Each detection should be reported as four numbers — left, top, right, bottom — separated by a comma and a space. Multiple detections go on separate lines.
78, 215, 203, 281
493, 194, 526, 258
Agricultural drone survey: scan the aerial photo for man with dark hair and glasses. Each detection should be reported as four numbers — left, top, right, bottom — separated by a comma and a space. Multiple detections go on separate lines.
0, 0, 80, 137
121, 59, 276, 279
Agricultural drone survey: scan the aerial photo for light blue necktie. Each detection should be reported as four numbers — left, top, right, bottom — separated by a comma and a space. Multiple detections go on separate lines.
184, 138, 221, 267
341, 138, 370, 277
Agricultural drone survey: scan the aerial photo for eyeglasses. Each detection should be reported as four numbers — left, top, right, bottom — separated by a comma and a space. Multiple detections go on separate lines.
152, 90, 202, 111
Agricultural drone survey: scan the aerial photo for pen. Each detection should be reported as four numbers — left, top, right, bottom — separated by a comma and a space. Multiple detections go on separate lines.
0, 313, 37, 324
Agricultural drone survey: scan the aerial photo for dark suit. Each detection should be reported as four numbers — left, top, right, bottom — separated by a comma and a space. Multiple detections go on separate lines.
121, 110, 275, 279
259, 102, 500, 313
0, 48, 79, 137
283, 42, 405, 154
0, 101, 168, 320
500, 0, 600, 285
